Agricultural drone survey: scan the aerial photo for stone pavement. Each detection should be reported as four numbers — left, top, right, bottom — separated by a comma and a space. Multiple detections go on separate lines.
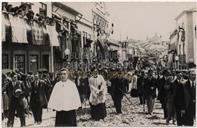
1, 94, 196, 127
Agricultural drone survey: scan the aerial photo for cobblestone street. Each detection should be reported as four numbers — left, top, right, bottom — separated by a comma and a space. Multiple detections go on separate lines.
3, 94, 190, 127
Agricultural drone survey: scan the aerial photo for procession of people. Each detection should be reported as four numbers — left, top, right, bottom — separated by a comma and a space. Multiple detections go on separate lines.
2, 62, 196, 127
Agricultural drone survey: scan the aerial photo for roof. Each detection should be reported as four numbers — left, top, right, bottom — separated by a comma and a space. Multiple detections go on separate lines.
52, 2, 82, 17
108, 39, 120, 47
175, 8, 197, 21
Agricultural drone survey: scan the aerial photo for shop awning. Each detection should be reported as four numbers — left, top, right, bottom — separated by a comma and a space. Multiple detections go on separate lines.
46, 25, 60, 47
9, 15, 28, 43
2, 12, 10, 42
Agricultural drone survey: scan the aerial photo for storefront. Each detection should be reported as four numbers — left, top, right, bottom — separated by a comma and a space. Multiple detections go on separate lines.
2, 44, 51, 74
2, 7, 59, 73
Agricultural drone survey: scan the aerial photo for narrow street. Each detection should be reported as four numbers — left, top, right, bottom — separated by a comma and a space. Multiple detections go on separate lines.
1, 2, 196, 127
2, 94, 181, 127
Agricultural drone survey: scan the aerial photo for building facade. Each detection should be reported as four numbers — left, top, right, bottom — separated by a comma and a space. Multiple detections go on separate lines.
2, 2, 57, 74
2, 2, 113, 73
174, 8, 196, 69
65, 2, 94, 71
51, 2, 82, 71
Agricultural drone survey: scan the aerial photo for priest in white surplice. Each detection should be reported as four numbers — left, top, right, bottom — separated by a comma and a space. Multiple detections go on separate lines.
48, 68, 81, 126
89, 68, 107, 121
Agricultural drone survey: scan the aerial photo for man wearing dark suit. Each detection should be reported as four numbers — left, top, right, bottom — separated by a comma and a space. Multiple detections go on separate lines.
183, 71, 196, 126
6, 73, 26, 127
137, 71, 145, 104
173, 72, 186, 126
144, 70, 157, 115
30, 72, 48, 125
110, 70, 125, 114
158, 70, 171, 119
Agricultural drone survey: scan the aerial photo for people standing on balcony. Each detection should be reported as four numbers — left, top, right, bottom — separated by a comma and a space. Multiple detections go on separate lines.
48, 68, 81, 126
30, 72, 48, 126
89, 68, 107, 120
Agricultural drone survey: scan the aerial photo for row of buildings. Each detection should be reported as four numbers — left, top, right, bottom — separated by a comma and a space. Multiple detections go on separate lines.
169, 8, 196, 70
2, 2, 116, 73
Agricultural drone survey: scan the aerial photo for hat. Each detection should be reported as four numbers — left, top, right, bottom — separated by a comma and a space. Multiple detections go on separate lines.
26, 9, 34, 18
162, 69, 171, 76
128, 72, 133, 76
28, 72, 33, 75
10, 72, 17, 78
148, 69, 153, 74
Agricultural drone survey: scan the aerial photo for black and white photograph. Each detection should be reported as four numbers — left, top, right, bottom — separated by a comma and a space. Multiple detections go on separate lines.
1, 1, 196, 127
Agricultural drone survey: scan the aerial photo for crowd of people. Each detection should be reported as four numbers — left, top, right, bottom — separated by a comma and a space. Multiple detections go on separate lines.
1, 65, 196, 127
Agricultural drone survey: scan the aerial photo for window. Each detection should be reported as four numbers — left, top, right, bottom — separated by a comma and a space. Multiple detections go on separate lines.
15, 54, 25, 73
2, 54, 9, 69
83, 31, 87, 46
39, 3, 47, 17
42, 54, 49, 71
29, 55, 38, 73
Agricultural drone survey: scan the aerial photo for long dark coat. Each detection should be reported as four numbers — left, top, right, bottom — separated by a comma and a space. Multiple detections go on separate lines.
144, 77, 157, 98
182, 80, 195, 125
158, 77, 174, 105
30, 80, 48, 108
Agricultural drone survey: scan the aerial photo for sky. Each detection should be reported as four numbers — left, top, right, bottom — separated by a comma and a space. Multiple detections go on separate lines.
106, 2, 196, 41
